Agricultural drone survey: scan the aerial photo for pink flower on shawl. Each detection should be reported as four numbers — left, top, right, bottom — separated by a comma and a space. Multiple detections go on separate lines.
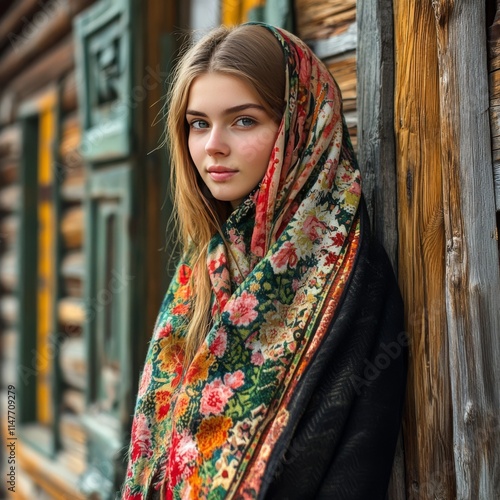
209, 327, 227, 357
169, 428, 199, 488
137, 362, 152, 398
246, 334, 265, 366
130, 413, 152, 462
156, 322, 173, 339
200, 379, 234, 416
223, 370, 245, 390
349, 180, 361, 196
303, 215, 328, 242
227, 291, 259, 326
270, 241, 298, 272
251, 351, 265, 366
169, 429, 198, 484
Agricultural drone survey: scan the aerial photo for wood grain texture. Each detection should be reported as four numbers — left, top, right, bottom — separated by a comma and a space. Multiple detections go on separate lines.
394, 1, 455, 498
489, 5, 500, 209
357, 1, 403, 497
0, 36, 74, 125
0, 0, 94, 84
0, 0, 41, 52
357, 0, 398, 271
432, 1, 500, 497
60, 205, 84, 249
295, 0, 356, 40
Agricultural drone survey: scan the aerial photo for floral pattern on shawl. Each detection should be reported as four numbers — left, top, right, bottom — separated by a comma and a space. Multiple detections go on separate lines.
122, 24, 362, 500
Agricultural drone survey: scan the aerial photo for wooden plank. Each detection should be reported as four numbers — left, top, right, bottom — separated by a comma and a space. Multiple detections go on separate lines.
489, 9, 500, 210
0, 329, 16, 359
356, 0, 407, 500
0, 36, 74, 123
0, 124, 21, 158
61, 71, 78, 113
296, 0, 356, 40
307, 23, 357, 59
61, 388, 85, 415
60, 336, 86, 390
61, 250, 84, 279
0, 214, 18, 250
0, 0, 94, 85
432, 1, 500, 497
61, 205, 84, 249
0, 250, 17, 292
142, 3, 178, 366
0, 184, 19, 211
17, 441, 87, 500
58, 297, 85, 326
0, 294, 18, 326
0, 0, 41, 52
0, 157, 18, 184
393, 1, 455, 499
326, 53, 357, 110
488, 5, 500, 71
357, 0, 398, 271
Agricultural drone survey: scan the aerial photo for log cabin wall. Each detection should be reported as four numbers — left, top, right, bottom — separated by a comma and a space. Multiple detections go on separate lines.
295, 0, 357, 152
0, 3, 96, 498
0, 0, 178, 498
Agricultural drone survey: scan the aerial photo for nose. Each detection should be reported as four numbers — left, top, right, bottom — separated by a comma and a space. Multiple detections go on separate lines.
205, 126, 229, 156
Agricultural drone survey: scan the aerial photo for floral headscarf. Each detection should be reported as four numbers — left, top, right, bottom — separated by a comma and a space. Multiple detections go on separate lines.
123, 23, 362, 499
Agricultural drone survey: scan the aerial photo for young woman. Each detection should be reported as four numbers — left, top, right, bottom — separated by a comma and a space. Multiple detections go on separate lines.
123, 23, 407, 500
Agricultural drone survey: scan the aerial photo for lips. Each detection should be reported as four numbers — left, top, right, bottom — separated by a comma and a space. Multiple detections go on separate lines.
207, 166, 238, 182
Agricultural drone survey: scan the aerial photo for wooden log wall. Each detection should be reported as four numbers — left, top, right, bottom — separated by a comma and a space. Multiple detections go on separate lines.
489, 1, 500, 219
296, 0, 358, 151
0, 0, 95, 497
393, 0, 500, 498
0, 123, 21, 499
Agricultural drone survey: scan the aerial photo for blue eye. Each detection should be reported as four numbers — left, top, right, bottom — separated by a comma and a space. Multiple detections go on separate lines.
236, 117, 255, 127
190, 120, 209, 129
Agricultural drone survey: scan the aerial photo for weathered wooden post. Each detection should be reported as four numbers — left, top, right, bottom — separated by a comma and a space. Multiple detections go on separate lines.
432, 0, 500, 497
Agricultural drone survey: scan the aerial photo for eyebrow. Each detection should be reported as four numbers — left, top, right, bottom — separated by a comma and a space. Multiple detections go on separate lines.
185, 103, 266, 116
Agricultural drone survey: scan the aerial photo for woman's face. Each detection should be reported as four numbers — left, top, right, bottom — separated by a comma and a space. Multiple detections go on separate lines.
186, 73, 280, 209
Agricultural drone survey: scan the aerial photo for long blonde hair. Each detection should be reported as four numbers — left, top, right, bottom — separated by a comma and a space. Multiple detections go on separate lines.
166, 24, 286, 365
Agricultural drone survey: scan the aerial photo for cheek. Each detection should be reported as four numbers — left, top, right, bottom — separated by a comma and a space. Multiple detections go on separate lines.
240, 129, 277, 164
188, 136, 203, 166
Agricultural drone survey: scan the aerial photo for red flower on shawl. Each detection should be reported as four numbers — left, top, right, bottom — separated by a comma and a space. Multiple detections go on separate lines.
178, 264, 192, 285
172, 303, 189, 315
325, 252, 339, 267
303, 215, 328, 242
200, 379, 234, 416
157, 322, 173, 339
169, 429, 199, 486
227, 291, 259, 326
130, 413, 152, 462
270, 241, 298, 271
332, 232, 345, 248
209, 328, 227, 357
156, 390, 172, 421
